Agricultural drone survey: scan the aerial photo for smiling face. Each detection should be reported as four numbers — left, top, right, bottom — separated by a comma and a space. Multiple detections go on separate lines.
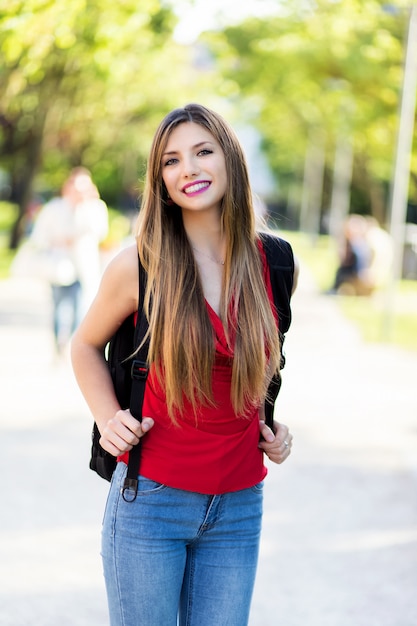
161, 122, 227, 215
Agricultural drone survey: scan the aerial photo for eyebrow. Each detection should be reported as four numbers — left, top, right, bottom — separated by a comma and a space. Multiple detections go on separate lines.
162, 141, 215, 157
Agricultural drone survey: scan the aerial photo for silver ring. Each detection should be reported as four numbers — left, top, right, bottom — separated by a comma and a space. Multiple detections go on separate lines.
284, 440, 289, 449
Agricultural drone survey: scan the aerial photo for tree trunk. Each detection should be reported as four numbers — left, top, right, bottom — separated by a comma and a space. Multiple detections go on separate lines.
9, 127, 45, 249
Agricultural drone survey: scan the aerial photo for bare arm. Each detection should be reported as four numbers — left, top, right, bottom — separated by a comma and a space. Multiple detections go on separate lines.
71, 244, 154, 456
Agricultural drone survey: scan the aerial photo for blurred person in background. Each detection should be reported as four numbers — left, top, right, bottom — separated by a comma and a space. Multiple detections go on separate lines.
363, 216, 393, 291
326, 214, 372, 295
30, 167, 108, 354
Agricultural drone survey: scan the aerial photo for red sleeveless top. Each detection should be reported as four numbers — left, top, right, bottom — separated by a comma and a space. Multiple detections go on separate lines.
119, 242, 276, 494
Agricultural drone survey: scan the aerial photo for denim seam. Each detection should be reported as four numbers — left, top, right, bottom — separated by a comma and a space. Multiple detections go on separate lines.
114, 466, 127, 626
197, 495, 222, 537
184, 547, 196, 626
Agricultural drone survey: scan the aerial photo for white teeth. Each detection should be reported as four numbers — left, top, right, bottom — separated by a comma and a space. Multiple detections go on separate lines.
184, 182, 209, 194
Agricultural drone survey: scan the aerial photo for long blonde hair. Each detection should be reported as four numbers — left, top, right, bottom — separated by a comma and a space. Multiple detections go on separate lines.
135, 103, 280, 421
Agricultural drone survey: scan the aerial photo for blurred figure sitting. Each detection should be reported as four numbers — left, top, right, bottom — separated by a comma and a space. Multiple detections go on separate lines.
30, 168, 108, 354
327, 214, 372, 296
363, 217, 393, 291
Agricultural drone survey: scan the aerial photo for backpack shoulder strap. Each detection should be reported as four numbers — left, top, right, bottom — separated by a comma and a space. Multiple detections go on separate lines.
129, 257, 149, 418
259, 232, 295, 430
259, 231, 294, 336
122, 255, 149, 502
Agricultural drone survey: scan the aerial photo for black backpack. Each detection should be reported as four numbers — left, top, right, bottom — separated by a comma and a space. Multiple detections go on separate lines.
89, 233, 295, 500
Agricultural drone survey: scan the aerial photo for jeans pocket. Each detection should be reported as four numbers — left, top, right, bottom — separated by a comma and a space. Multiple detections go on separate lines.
137, 476, 167, 496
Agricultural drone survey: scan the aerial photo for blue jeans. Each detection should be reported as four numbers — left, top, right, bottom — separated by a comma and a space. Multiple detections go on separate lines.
102, 462, 264, 626
51, 281, 81, 349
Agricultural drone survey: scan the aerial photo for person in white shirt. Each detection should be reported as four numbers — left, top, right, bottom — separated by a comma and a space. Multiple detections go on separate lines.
30, 168, 108, 353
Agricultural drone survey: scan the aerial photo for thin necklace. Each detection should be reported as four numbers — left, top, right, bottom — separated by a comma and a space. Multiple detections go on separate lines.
192, 246, 225, 265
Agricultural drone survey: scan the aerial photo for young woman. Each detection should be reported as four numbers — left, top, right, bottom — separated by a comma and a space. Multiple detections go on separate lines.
71, 103, 298, 626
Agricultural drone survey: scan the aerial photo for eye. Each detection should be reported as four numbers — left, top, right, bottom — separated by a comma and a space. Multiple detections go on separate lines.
163, 157, 178, 167
198, 149, 213, 156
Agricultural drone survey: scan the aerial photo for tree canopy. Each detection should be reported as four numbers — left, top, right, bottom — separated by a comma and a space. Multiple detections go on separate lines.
1, 0, 416, 246
202, 0, 414, 227
0, 0, 208, 244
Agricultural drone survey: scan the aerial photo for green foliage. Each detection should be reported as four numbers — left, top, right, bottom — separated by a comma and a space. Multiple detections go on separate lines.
0, 237, 14, 278
103, 208, 133, 248
202, 0, 412, 220
0, 0, 208, 205
0, 201, 17, 231
0, 202, 18, 277
2, 0, 416, 249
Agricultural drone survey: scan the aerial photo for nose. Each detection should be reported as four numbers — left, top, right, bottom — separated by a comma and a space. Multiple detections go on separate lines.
181, 155, 200, 178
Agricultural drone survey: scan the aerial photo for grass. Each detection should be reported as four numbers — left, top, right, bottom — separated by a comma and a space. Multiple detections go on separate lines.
0, 234, 14, 278
283, 230, 417, 352
0, 202, 18, 279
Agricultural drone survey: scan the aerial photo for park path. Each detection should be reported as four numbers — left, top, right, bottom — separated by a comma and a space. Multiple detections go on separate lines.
0, 260, 416, 626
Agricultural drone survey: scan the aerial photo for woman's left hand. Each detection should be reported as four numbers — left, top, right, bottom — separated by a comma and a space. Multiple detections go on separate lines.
258, 420, 293, 464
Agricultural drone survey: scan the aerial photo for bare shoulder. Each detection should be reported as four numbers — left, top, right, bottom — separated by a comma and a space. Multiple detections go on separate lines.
73, 244, 139, 349
105, 243, 138, 276
94, 244, 139, 319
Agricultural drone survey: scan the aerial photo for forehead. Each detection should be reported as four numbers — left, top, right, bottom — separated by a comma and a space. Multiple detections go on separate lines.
164, 122, 217, 150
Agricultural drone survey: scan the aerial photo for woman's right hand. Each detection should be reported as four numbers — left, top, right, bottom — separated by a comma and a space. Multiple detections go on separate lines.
99, 410, 154, 456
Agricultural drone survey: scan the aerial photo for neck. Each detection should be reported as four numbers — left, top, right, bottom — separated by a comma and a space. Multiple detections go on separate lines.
187, 231, 226, 267
183, 210, 224, 254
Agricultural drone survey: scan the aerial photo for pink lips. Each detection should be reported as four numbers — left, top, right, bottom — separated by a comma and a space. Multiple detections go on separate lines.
182, 181, 211, 196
